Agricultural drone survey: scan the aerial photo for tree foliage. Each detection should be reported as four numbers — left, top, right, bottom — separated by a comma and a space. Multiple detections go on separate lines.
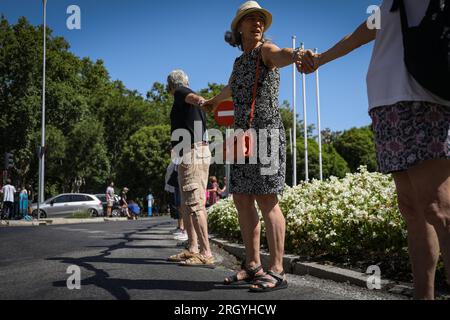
333, 126, 377, 172
0, 17, 377, 206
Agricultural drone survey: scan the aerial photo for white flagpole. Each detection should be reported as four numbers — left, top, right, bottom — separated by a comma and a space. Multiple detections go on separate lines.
38, 0, 47, 219
315, 48, 323, 181
292, 36, 297, 186
301, 43, 309, 182
289, 128, 293, 156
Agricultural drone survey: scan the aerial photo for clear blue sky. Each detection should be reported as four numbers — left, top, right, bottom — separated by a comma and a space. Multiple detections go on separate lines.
1, 0, 381, 132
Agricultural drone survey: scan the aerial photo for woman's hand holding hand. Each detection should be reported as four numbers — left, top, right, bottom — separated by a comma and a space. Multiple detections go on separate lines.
295, 50, 320, 74
202, 98, 217, 113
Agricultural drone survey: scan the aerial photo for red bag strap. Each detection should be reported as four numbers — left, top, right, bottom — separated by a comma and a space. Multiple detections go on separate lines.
249, 49, 261, 127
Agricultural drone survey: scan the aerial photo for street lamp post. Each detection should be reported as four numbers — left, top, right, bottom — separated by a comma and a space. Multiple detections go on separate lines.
38, 0, 47, 219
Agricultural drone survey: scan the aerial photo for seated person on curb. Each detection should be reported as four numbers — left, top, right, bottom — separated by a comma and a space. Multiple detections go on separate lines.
128, 201, 140, 220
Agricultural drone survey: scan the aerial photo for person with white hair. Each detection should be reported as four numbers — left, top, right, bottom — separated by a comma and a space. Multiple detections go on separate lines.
166, 69, 215, 268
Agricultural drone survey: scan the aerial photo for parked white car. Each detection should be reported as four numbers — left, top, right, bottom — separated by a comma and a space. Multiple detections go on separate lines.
31, 194, 104, 218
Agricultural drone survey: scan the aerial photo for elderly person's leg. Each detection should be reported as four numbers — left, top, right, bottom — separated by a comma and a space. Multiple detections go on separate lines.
255, 194, 285, 273
234, 194, 261, 268
393, 171, 440, 300
224, 194, 264, 284
408, 160, 450, 284
179, 153, 215, 265
182, 206, 199, 254
191, 209, 212, 258
167, 204, 199, 262
249, 194, 287, 292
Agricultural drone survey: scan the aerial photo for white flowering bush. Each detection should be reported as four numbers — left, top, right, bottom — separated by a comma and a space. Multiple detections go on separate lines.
208, 167, 408, 259
208, 197, 242, 240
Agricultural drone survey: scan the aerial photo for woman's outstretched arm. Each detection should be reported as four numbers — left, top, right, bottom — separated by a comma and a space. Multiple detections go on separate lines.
300, 21, 377, 74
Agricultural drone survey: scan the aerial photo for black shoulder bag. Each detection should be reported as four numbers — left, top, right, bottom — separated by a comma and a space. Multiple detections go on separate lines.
391, 0, 450, 100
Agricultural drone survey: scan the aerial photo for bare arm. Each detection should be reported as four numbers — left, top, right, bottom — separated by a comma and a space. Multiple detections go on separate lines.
203, 77, 233, 113
319, 21, 376, 66
261, 43, 297, 69
299, 21, 376, 73
185, 93, 206, 108
210, 85, 232, 104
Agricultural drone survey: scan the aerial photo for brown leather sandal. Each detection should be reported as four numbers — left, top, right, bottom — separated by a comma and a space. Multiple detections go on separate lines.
249, 271, 288, 293
224, 265, 264, 285
167, 250, 197, 262
179, 254, 216, 269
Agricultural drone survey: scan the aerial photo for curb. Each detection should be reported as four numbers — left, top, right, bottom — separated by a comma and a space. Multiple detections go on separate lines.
209, 236, 414, 297
0, 217, 129, 227
1, 220, 48, 227
0, 216, 167, 227
45, 218, 128, 225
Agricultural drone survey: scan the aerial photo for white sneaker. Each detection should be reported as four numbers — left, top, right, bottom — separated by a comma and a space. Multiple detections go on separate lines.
173, 229, 185, 236
174, 232, 188, 241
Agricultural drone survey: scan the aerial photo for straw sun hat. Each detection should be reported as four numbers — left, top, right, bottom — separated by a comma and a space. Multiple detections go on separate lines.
231, 1, 273, 32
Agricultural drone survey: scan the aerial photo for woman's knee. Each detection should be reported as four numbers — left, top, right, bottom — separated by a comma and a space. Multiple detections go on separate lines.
233, 194, 256, 212
422, 201, 450, 232
255, 194, 280, 212
397, 194, 422, 224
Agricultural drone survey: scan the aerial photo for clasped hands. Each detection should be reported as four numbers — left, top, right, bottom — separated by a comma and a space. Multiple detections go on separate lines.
293, 48, 321, 75
201, 48, 321, 113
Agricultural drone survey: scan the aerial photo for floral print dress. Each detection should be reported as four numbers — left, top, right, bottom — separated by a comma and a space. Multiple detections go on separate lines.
229, 44, 286, 195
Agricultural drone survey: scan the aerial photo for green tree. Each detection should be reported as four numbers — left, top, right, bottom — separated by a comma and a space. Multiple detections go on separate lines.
286, 138, 350, 185
333, 126, 377, 172
280, 100, 315, 140
118, 125, 172, 202
65, 120, 111, 194
0, 17, 93, 192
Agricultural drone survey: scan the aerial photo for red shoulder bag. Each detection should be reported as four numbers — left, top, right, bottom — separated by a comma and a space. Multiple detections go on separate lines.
223, 53, 261, 162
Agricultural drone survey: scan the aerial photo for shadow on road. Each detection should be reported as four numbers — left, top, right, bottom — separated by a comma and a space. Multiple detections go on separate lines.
46, 221, 233, 300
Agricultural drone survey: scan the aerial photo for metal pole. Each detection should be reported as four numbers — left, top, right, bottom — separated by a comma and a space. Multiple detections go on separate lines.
301, 43, 309, 182
38, 0, 47, 219
289, 128, 293, 185
292, 36, 297, 186
315, 48, 323, 181
225, 128, 231, 198
289, 128, 293, 155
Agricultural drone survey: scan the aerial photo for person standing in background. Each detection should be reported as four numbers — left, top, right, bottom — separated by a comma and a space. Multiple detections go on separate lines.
207, 176, 219, 206
19, 186, 28, 219
120, 187, 131, 219
1, 179, 15, 220
106, 182, 115, 218
27, 184, 33, 216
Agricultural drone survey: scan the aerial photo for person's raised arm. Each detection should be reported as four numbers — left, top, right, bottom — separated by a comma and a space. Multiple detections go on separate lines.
202, 76, 233, 113
300, 21, 377, 74
261, 43, 301, 69
185, 92, 207, 110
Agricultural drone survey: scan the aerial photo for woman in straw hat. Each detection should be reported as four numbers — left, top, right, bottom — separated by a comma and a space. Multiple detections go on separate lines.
204, 1, 313, 292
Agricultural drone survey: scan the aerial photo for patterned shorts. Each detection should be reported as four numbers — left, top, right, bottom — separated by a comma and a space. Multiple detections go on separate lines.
370, 101, 450, 174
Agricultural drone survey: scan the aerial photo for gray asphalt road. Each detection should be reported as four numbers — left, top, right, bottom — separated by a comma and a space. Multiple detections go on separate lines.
0, 217, 405, 300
